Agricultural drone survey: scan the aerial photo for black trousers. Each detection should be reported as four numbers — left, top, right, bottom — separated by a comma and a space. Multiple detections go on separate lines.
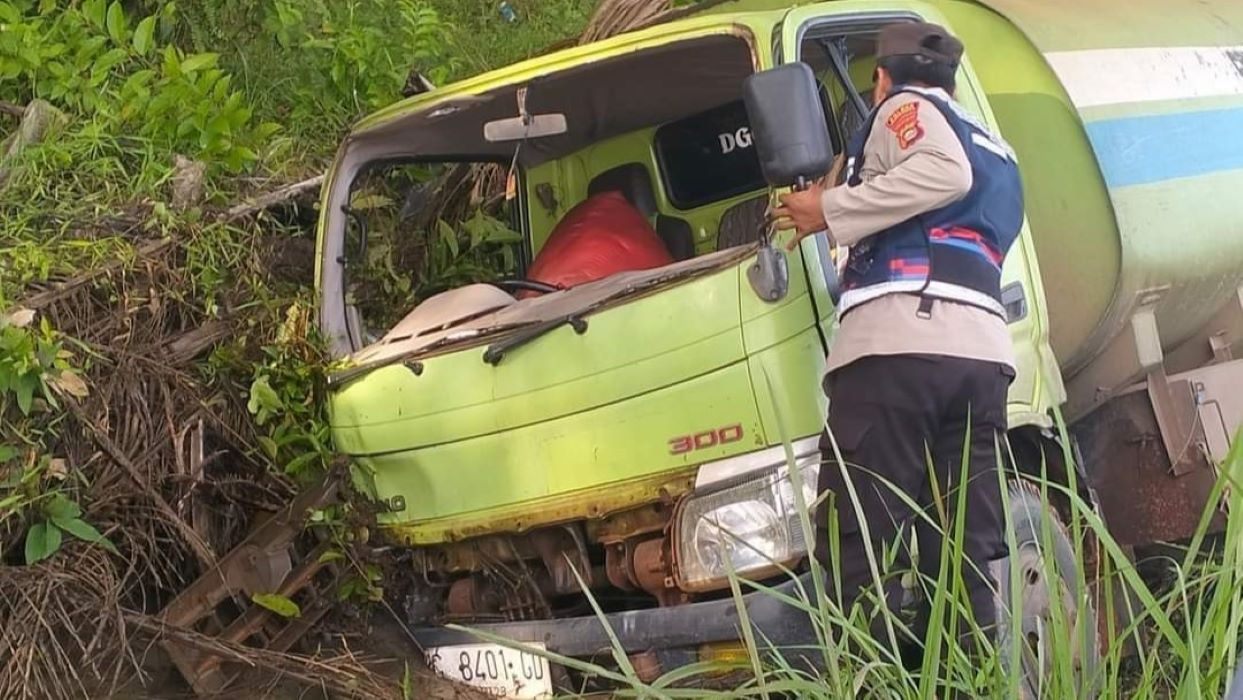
814, 353, 1012, 649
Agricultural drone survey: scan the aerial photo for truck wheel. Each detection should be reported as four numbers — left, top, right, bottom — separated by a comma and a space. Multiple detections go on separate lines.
995, 482, 1101, 699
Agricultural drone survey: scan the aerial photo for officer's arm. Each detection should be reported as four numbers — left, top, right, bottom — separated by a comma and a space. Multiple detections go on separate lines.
820, 94, 972, 246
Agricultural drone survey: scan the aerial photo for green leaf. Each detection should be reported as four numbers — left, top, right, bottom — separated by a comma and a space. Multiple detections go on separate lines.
15, 374, 35, 415
162, 45, 180, 77
132, 16, 156, 57
251, 593, 301, 618
437, 220, 459, 258
106, 1, 128, 45
93, 47, 128, 76
83, 0, 107, 29
255, 122, 282, 140
284, 451, 319, 475
0, 445, 17, 462
25, 521, 62, 565
317, 549, 345, 564
401, 661, 415, 700
247, 376, 283, 424
180, 52, 219, 73
53, 516, 119, 555
44, 493, 80, 521
257, 435, 278, 459
351, 194, 394, 211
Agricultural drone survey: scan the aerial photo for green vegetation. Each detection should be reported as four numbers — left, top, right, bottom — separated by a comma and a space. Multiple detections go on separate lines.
0, 1, 598, 695
434, 0, 596, 78
0, 308, 111, 566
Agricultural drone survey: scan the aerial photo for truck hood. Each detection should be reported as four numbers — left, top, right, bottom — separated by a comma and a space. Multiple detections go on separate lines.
328, 246, 755, 456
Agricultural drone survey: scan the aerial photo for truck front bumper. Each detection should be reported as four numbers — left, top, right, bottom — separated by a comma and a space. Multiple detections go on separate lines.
413, 572, 820, 662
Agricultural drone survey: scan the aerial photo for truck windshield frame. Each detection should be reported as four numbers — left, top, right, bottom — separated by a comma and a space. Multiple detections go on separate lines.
318, 29, 762, 358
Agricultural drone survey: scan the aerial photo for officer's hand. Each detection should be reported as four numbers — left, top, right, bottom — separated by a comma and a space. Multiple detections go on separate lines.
772, 184, 827, 251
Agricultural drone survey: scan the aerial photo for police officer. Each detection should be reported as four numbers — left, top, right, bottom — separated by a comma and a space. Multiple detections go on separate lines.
773, 22, 1024, 656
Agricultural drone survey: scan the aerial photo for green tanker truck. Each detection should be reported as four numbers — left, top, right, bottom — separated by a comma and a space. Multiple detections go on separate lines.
312, 0, 1243, 695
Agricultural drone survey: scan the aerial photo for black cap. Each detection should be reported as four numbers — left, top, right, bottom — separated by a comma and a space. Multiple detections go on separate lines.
877, 22, 964, 67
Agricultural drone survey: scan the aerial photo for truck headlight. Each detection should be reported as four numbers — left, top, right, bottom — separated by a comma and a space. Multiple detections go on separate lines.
675, 458, 819, 590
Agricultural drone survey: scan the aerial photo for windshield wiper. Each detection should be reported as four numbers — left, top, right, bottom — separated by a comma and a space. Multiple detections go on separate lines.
326, 351, 425, 391
330, 254, 737, 381
327, 328, 491, 390
482, 314, 588, 366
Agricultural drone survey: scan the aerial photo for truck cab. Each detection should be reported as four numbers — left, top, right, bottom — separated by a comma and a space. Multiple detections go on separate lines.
315, 2, 1074, 695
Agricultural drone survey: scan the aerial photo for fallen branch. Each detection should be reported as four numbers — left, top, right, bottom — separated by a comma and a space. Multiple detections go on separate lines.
0, 100, 24, 119
161, 318, 232, 365
222, 174, 325, 222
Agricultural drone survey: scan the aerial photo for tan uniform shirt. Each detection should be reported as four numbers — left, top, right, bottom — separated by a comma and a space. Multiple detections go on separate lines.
819, 89, 1015, 374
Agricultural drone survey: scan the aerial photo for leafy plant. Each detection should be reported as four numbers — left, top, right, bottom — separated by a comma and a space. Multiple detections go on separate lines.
24, 493, 117, 564
118, 47, 281, 171
343, 163, 523, 336
0, 309, 86, 417
246, 303, 333, 480
0, 308, 111, 565
0, 0, 277, 173
337, 560, 385, 603
261, 0, 456, 120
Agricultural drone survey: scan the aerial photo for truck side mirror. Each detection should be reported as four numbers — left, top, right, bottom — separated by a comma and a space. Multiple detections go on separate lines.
742, 63, 834, 188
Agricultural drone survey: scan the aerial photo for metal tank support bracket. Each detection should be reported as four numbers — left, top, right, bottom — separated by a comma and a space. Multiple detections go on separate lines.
1070, 295, 1243, 547
1125, 307, 1212, 476
1145, 364, 1210, 476
1068, 300, 1214, 477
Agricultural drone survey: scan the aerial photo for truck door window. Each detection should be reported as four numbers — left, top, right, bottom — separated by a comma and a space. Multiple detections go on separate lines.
798, 30, 885, 180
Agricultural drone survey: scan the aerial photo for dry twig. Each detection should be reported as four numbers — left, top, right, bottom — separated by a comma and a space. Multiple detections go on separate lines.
0, 100, 25, 119
222, 174, 325, 222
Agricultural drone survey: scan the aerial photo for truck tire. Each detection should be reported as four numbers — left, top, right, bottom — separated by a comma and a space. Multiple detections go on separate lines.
995, 482, 1101, 699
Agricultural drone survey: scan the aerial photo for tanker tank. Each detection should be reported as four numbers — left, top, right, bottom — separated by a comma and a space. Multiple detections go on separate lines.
940, 0, 1243, 417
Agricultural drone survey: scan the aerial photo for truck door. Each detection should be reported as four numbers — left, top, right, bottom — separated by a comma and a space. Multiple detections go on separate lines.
777, 3, 1060, 429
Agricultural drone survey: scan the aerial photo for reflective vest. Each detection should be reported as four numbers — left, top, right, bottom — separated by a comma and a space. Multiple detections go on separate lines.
838, 86, 1024, 318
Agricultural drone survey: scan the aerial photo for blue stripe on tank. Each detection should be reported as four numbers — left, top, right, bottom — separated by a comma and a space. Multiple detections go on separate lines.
1084, 106, 1243, 188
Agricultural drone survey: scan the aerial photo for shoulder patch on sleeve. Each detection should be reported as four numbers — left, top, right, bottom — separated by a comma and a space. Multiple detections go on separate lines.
884, 100, 925, 150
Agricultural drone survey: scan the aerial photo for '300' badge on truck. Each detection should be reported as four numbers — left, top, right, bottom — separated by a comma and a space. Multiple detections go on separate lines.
669, 424, 744, 455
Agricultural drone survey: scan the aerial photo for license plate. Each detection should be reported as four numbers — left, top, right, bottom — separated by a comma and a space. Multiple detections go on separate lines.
425, 642, 553, 698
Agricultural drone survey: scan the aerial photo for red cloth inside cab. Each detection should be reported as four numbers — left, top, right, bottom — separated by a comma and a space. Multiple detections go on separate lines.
523, 191, 673, 296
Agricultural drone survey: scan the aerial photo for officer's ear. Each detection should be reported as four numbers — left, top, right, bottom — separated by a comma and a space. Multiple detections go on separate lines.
872, 67, 892, 105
